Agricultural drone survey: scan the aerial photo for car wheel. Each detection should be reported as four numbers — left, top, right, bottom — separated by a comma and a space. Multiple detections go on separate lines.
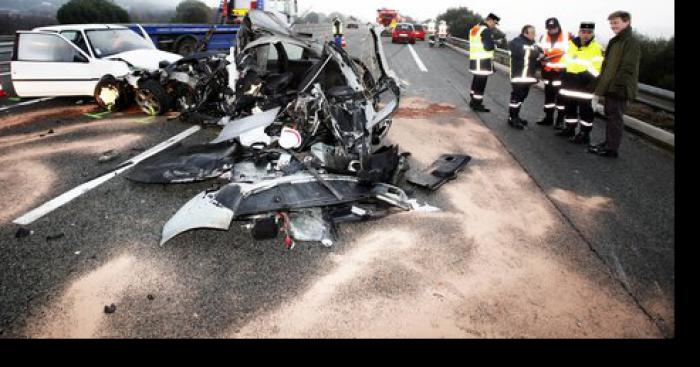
410, 39, 415, 44
94, 76, 127, 111
135, 80, 172, 116
175, 36, 197, 56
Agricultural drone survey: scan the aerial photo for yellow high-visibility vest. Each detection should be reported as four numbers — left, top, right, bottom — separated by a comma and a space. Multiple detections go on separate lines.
563, 39, 604, 77
469, 25, 494, 60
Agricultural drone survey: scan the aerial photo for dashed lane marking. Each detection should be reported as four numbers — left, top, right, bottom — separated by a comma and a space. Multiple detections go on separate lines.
408, 44, 428, 72
12, 125, 202, 226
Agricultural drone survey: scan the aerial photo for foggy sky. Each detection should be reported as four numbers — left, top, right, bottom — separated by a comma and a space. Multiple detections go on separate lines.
200, 0, 675, 41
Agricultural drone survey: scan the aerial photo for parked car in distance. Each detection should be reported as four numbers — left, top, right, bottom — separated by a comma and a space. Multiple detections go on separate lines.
10, 24, 181, 109
391, 23, 415, 44
412, 24, 426, 41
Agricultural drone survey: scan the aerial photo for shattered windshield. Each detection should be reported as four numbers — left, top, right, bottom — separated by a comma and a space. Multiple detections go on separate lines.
86, 29, 155, 58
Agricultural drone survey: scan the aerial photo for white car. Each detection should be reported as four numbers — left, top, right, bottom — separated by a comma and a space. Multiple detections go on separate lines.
10, 24, 182, 109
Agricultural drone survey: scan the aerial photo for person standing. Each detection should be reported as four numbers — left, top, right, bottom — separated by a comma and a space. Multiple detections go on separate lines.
332, 16, 344, 47
588, 10, 641, 158
468, 12, 501, 112
536, 17, 569, 128
507, 25, 540, 129
555, 21, 604, 144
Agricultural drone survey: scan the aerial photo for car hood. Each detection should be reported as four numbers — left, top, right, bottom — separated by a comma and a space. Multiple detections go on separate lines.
108, 49, 183, 71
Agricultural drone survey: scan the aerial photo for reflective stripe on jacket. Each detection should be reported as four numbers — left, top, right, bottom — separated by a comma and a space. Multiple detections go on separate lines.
539, 31, 569, 71
563, 37, 603, 77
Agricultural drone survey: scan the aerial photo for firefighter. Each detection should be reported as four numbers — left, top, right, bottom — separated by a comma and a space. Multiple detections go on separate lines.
556, 22, 604, 144
427, 19, 437, 42
332, 16, 344, 47
536, 17, 569, 128
507, 24, 540, 129
468, 12, 500, 112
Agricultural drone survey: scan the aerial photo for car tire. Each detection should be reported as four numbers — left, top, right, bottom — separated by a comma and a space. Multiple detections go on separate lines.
410, 39, 415, 44
94, 76, 128, 111
175, 36, 197, 56
135, 79, 172, 116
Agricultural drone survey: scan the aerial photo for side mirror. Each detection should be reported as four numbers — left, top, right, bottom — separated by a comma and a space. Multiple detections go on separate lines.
73, 53, 88, 63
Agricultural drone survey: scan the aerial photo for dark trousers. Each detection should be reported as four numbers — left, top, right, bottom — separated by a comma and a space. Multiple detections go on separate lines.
564, 96, 595, 132
509, 83, 532, 119
604, 96, 627, 152
542, 70, 565, 117
470, 75, 489, 104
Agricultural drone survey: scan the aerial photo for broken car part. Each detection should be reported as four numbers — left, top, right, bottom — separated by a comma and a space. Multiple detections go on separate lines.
406, 154, 472, 190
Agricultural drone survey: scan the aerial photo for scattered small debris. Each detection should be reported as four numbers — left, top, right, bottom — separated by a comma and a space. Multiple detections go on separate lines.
46, 233, 65, 241
74, 251, 81, 255
98, 150, 120, 164
47, 129, 54, 134
147, 294, 155, 301
104, 304, 117, 314
576, 320, 583, 328
75, 99, 84, 105
15, 227, 31, 239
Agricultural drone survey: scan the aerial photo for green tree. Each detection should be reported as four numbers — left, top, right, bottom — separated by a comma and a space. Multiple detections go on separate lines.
57, 0, 130, 24
437, 7, 507, 47
302, 12, 320, 24
171, 0, 212, 23
636, 33, 674, 91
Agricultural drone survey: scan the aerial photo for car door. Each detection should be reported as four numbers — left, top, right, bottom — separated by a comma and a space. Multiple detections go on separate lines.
11, 31, 98, 97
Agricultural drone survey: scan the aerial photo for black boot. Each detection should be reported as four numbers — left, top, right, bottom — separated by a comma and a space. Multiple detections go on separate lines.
555, 124, 576, 138
553, 111, 566, 130
508, 116, 525, 129
569, 130, 590, 144
471, 101, 490, 112
537, 110, 554, 125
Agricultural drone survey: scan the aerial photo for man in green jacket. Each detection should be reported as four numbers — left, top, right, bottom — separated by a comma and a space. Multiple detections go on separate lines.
588, 10, 641, 158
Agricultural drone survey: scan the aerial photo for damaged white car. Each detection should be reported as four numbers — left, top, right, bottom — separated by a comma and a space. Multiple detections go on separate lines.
125, 10, 471, 248
10, 24, 181, 109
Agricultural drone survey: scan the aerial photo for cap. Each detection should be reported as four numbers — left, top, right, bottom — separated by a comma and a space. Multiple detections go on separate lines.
545, 17, 560, 29
579, 21, 595, 30
486, 13, 500, 23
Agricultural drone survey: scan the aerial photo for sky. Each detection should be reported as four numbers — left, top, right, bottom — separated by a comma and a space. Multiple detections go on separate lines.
200, 0, 675, 42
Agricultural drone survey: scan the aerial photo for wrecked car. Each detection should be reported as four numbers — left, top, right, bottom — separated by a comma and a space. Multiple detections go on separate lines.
125, 10, 469, 248
10, 24, 182, 110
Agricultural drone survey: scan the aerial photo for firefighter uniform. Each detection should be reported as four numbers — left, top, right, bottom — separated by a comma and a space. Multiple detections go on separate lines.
468, 13, 500, 112
556, 22, 604, 144
537, 17, 569, 127
507, 32, 540, 128
332, 17, 344, 47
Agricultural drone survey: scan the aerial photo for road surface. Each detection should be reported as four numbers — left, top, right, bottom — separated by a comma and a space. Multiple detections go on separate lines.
0, 26, 673, 338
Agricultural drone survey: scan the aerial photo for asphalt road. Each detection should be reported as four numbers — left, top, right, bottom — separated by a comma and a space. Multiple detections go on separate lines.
384, 36, 674, 335
0, 26, 673, 337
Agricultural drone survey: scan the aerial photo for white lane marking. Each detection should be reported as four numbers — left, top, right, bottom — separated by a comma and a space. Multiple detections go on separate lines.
0, 97, 55, 113
0, 72, 10, 77
407, 44, 428, 72
12, 125, 202, 225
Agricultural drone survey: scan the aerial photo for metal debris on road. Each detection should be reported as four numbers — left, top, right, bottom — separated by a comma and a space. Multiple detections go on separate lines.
103, 304, 117, 314
119, 10, 471, 248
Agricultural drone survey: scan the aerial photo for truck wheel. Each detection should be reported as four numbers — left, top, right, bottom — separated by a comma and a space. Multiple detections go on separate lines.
175, 36, 197, 56
94, 76, 127, 111
135, 80, 171, 116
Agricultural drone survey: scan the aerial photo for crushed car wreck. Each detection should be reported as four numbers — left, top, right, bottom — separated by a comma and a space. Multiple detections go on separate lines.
124, 10, 470, 248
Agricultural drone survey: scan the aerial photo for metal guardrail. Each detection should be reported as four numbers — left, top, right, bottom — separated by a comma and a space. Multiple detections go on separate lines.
447, 36, 674, 113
